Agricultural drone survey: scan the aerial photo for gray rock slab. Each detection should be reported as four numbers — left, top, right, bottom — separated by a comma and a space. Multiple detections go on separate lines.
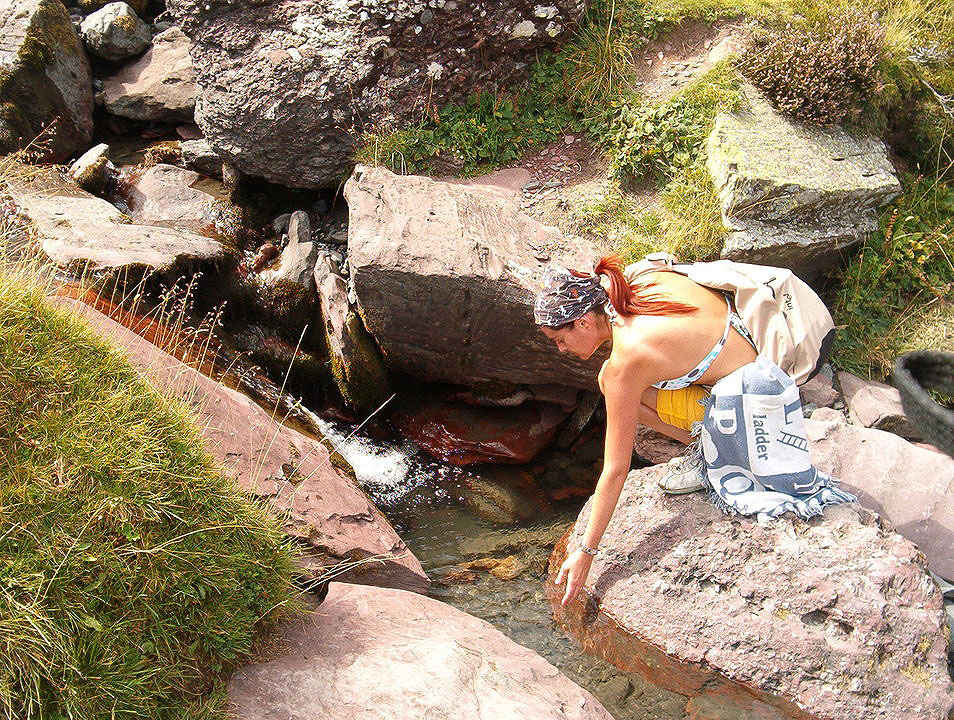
228, 582, 612, 720
5, 165, 221, 275
68, 142, 111, 194
179, 137, 223, 176
260, 210, 317, 291
80, 2, 151, 61
345, 165, 602, 389
707, 84, 901, 276
0, 0, 94, 162
166, 0, 588, 188
102, 26, 196, 122
552, 464, 954, 720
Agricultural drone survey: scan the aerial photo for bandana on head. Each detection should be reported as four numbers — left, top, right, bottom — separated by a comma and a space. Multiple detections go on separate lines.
533, 266, 609, 327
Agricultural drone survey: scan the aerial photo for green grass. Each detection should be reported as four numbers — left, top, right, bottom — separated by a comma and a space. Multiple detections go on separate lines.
831, 173, 954, 379
0, 271, 298, 718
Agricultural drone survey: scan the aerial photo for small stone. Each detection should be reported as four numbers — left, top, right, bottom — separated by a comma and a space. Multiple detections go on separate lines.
563, 135, 574, 145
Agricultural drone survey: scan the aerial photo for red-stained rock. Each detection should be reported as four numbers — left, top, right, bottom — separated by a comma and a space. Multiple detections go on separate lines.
54, 297, 429, 594
228, 583, 614, 720
548, 464, 954, 720
389, 391, 570, 465
806, 417, 954, 582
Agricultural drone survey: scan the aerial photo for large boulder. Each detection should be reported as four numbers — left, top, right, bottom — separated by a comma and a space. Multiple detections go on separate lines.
4, 165, 222, 277
56, 298, 430, 594
102, 26, 196, 122
549, 465, 954, 720
0, 0, 93, 162
806, 417, 954, 582
707, 85, 901, 278
345, 165, 601, 390
228, 582, 613, 720
166, 0, 588, 188
80, 2, 151, 62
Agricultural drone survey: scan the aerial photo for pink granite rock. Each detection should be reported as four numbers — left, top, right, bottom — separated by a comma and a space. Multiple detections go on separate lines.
838, 371, 920, 440
229, 582, 613, 720
806, 418, 954, 582
54, 298, 429, 594
549, 464, 954, 720
634, 425, 685, 465
799, 372, 839, 410
124, 163, 216, 231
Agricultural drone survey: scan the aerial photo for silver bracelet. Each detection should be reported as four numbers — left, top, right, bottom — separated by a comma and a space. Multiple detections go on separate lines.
579, 543, 598, 556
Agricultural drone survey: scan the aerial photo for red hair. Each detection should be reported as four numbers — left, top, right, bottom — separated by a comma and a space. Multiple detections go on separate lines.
590, 253, 697, 317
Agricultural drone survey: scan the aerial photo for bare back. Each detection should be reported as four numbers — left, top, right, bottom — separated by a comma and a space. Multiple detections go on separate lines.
608, 270, 757, 387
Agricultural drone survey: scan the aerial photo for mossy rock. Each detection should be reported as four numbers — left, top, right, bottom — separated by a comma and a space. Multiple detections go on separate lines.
326, 311, 392, 419
0, 0, 93, 161
78, 0, 149, 16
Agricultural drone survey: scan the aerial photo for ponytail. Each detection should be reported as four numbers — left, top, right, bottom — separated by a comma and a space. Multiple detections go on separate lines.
594, 253, 697, 318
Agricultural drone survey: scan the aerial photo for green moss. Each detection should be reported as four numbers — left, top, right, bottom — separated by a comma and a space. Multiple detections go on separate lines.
325, 312, 391, 418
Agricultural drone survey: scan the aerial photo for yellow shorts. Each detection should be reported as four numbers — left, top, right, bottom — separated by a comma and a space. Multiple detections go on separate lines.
655, 385, 710, 432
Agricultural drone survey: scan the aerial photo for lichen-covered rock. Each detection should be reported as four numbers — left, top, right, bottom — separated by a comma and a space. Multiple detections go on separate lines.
68, 142, 112, 193
345, 165, 601, 390
102, 26, 195, 122
0, 0, 93, 162
707, 84, 901, 277
80, 2, 151, 61
4, 164, 221, 277
166, 0, 588, 188
228, 583, 612, 720
314, 252, 391, 417
550, 465, 954, 720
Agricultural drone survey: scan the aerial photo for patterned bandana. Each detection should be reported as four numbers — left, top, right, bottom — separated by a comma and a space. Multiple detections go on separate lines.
533, 266, 609, 327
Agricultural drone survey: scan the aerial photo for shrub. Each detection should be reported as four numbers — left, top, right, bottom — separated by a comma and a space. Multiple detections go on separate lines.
0, 275, 297, 718
831, 174, 954, 379
736, 8, 885, 125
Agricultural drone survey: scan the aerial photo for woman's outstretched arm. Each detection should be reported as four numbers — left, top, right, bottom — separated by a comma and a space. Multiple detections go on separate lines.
554, 352, 650, 606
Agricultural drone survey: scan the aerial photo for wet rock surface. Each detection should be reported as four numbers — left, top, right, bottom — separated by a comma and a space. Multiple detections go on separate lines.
228, 582, 614, 720
345, 165, 601, 390
55, 298, 430, 594
167, 0, 587, 188
707, 84, 901, 278
389, 389, 570, 466
0, 0, 94, 162
550, 463, 954, 720
102, 26, 196, 122
806, 417, 954, 582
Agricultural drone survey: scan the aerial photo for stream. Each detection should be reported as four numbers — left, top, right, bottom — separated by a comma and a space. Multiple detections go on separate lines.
309, 413, 689, 720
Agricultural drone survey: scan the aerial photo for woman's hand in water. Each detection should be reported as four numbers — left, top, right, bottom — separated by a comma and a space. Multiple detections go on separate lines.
554, 548, 594, 607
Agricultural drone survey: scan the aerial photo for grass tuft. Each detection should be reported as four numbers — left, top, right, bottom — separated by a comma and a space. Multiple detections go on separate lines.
0, 266, 299, 718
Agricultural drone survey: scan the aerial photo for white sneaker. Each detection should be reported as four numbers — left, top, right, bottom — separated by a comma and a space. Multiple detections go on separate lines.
658, 454, 705, 494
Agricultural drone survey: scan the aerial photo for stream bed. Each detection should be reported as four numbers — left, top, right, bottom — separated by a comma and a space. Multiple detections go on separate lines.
312, 415, 689, 720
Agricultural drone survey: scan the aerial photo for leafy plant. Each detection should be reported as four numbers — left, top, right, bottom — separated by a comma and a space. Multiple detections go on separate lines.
832, 173, 954, 378
736, 7, 886, 125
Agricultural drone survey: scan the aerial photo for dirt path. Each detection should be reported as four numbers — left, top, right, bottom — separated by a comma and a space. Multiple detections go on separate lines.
475, 19, 752, 249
